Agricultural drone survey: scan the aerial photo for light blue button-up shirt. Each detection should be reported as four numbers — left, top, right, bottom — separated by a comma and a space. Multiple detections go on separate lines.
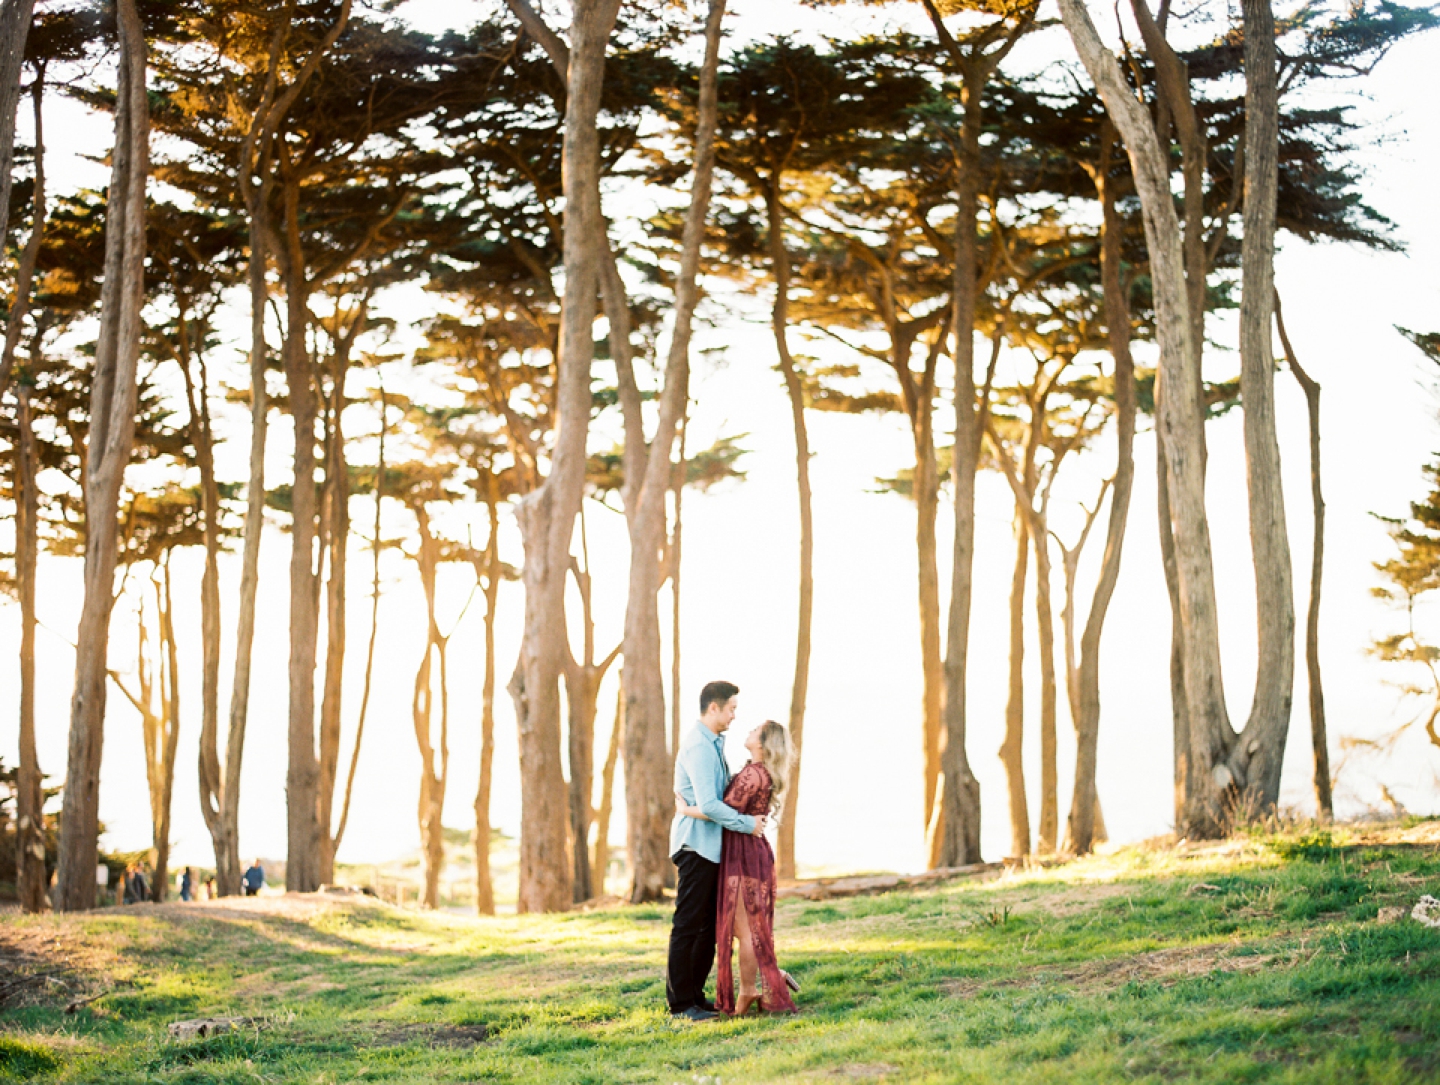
670, 721, 756, 863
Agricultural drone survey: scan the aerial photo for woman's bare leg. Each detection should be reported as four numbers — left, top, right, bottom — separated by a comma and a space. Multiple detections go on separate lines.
736, 898, 759, 995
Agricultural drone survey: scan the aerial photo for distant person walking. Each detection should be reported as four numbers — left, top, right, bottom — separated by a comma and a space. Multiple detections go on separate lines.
202, 876, 216, 901
242, 860, 265, 897
666, 681, 768, 1021
180, 867, 195, 902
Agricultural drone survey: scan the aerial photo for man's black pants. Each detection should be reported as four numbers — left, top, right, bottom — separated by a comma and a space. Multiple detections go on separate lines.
666, 849, 719, 1013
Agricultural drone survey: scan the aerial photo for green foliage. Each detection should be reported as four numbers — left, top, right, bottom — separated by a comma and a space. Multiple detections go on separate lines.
1266, 829, 1336, 861
0, 1035, 61, 1080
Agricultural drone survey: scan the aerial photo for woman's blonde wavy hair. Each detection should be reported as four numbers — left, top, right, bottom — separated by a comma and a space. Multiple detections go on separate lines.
756, 720, 791, 825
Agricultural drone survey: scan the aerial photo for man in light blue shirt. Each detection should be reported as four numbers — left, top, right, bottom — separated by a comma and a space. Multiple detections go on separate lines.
666, 681, 767, 1020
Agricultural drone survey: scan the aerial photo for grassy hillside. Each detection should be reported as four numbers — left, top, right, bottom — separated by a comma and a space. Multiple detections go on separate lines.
1, 821, 1438, 1084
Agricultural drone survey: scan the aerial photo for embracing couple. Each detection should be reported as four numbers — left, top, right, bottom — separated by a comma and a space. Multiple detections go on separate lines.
666, 680, 799, 1021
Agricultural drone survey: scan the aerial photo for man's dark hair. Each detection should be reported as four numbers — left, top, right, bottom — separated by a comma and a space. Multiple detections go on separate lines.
699, 680, 739, 716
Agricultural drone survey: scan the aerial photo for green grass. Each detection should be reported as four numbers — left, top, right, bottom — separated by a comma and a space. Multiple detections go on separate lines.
2, 822, 1439, 1083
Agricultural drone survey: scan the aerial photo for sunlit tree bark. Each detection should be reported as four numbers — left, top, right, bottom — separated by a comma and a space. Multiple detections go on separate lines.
55, 0, 149, 911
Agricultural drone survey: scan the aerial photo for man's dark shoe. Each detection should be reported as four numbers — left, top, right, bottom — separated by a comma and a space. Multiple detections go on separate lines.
673, 1006, 718, 1022
697, 999, 717, 1013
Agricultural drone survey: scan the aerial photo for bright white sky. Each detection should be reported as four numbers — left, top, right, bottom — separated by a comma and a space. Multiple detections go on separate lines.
1, 0, 1437, 891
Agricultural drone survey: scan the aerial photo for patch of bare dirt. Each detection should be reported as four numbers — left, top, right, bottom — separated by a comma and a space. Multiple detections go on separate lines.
0, 923, 119, 1011
944, 941, 1276, 998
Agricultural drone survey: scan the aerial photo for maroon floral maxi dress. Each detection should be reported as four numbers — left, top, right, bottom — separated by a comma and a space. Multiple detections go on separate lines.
715, 762, 797, 1014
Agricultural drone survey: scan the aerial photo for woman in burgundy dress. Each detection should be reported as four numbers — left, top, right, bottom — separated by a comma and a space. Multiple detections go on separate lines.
676, 720, 798, 1015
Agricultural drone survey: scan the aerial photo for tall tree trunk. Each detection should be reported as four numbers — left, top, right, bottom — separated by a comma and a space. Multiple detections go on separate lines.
318, 310, 364, 884
331, 384, 386, 870
509, 0, 620, 914
279, 167, 322, 892
1274, 291, 1331, 820
1060, 0, 1233, 838
1000, 513, 1030, 858
620, 0, 725, 904
55, 0, 148, 911
915, 424, 943, 835
0, 0, 36, 266
7, 77, 45, 912
932, 66, 997, 868
15, 381, 45, 913
474, 490, 500, 915
592, 683, 623, 894
765, 186, 813, 881
1232, 0, 1295, 809
669, 416, 686, 761
1065, 125, 1136, 855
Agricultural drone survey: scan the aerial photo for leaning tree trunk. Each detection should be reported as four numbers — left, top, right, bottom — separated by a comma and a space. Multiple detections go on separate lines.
475, 492, 500, 915
509, 0, 620, 914
279, 169, 323, 892
933, 84, 987, 868
766, 186, 813, 882
1000, 513, 1031, 858
621, 0, 725, 904
1066, 125, 1137, 854
1059, 0, 1233, 838
55, 0, 148, 911
0, 0, 36, 262
15, 382, 45, 913
1274, 291, 1331, 820
1232, 0, 1295, 811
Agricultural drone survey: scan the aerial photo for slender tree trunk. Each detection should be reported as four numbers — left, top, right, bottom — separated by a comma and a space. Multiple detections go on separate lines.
916, 426, 943, 835
592, 683, 623, 895
1000, 513, 1031, 858
1032, 504, 1059, 853
1274, 291, 1331, 820
670, 416, 686, 760
475, 492, 500, 915
765, 187, 813, 881
1060, 0, 1232, 838
279, 167, 322, 892
621, 0, 725, 904
1065, 124, 1135, 854
332, 385, 386, 866
1233, 0, 1295, 809
8, 78, 45, 913
0, 0, 36, 266
151, 558, 181, 902
318, 314, 362, 884
933, 87, 986, 867
55, 0, 148, 911
412, 508, 448, 909
15, 382, 45, 912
